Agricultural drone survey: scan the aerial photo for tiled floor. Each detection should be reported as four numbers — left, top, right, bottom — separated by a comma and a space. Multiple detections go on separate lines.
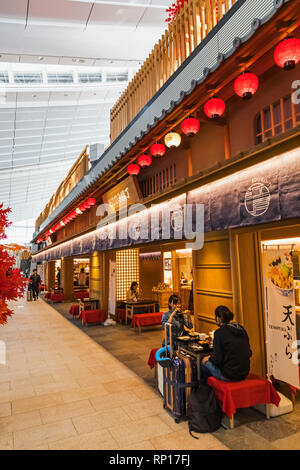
51, 298, 300, 450
0, 296, 227, 450
1, 296, 299, 450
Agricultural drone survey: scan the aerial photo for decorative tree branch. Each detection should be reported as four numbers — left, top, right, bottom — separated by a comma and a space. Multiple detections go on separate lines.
0, 204, 28, 325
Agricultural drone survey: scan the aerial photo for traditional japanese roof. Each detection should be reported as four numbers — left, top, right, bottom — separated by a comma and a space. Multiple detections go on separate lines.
33, 0, 292, 240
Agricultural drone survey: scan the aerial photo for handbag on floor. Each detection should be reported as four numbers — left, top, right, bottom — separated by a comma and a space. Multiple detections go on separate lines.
187, 383, 222, 437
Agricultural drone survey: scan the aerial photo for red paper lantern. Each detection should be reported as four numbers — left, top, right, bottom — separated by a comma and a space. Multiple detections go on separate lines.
274, 37, 300, 70
204, 97, 225, 119
79, 203, 86, 212
150, 142, 166, 158
137, 154, 152, 167
234, 72, 259, 99
83, 200, 91, 209
127, 163, 140, 175
86, 197, 96, 206
181, 117, 200, 136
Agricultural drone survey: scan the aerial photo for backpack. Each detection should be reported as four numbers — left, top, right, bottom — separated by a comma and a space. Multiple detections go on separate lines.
187, 383, 222, 437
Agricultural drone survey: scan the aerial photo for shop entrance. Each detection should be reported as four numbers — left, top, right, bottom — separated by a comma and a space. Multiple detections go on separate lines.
73, 257, 90, 294
111, 243, 194, 330
261, 237, 300, 392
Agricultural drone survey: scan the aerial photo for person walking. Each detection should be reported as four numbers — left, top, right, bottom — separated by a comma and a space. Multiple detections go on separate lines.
29, 269, 41, 301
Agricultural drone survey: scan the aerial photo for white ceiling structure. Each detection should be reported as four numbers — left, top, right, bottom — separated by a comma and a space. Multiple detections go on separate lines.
0, 0, 170, 243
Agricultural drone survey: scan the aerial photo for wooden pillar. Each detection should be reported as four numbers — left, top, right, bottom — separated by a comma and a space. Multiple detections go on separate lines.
46, 260, 55, 291
61, 257, 73, 301
192, 231, 233, 334
89, 252, 103, 307
186, 145, 193, 177
229, 229, 267, 376
224, 123, 231, 160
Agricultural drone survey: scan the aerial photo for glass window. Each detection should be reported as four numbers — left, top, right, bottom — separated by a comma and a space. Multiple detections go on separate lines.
47, 73, 73, 83
106, 72, 128, 82
273, 101, 282, 135
14, 72, 43, 84
78, 73, 102, 83
263, 107, 272, 138
0, 71, 9, 83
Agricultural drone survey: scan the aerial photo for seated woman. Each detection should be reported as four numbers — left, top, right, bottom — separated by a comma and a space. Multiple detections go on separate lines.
201, 305, 252, 382
126, 281, 140, 303
162, 294, 193, 348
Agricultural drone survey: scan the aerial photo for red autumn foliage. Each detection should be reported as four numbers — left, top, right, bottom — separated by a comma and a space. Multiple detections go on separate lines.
165, 0, 189, 23
165, 0, 220, 24
0, 204, 28, 325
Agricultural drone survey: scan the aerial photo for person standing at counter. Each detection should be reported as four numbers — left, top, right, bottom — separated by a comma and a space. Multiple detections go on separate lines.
162, 294, 193, 348
126, 281, 140, 303
201, 305, 252, 382
78, 268, 87, 287
56, 267, 61, 289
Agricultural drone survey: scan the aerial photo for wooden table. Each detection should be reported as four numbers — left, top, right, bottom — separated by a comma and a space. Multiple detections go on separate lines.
178, 343, 213, 382
125, 300, 157, 325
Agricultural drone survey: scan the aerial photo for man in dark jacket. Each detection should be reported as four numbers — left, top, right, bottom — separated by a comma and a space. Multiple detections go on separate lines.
29, 269, 41, 301
201, 305, 252, 382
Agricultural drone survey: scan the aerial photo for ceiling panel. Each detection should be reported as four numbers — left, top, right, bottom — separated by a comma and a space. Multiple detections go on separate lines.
0, 0, 27, 24
27, 0, 92, 27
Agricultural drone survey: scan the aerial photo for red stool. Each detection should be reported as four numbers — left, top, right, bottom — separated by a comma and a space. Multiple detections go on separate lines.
148, 348, 159, 369
45, 292, 51, 300
50, 293, 65, 303
116, 308, 126, 322
207, 373, 281, 428
79, 309, 106, 326
69, 305, 80, 317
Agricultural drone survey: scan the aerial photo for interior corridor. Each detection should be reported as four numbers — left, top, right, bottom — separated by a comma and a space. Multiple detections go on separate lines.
0, 296, 227, 450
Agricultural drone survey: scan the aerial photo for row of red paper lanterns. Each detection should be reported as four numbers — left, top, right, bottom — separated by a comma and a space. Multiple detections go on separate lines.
128, 37, 300, 176
36, 197, 96, 243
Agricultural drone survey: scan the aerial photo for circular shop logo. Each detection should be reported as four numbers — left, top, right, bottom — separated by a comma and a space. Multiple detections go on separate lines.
244, 183, 271, 217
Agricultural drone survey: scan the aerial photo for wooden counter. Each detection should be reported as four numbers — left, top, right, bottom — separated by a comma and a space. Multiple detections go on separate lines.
152, 289, 173, 310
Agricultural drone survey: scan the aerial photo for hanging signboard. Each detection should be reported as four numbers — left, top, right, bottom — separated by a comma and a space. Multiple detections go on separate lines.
102, 176, 142, 212
264, 247, 299, 389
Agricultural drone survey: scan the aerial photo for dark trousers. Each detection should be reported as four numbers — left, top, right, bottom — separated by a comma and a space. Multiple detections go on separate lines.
32, 285, 39, 299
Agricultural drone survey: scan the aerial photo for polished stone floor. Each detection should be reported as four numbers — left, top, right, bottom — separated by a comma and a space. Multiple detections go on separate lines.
0, 296, 227, 450
0, 296, 299, 450
51, 298, 300, 451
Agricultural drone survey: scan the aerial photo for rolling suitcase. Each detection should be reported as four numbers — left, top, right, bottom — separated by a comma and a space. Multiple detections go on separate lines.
176, 350, 198, 411
162, 310, 198, 422
27, 288, 33, 301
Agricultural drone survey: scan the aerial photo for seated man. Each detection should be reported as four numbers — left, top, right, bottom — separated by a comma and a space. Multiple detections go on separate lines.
201, 305, 252, 382
162, 294, 193, 348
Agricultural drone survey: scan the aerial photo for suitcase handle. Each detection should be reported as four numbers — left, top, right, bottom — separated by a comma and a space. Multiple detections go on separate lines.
165, 310, 192, 357
155, 346, 171, 367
